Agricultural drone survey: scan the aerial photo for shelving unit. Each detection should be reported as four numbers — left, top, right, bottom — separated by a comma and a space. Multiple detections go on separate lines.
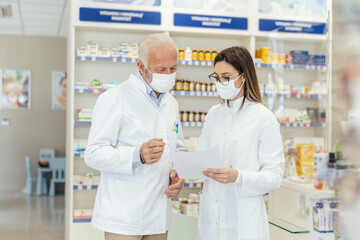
66, 1, 332, 240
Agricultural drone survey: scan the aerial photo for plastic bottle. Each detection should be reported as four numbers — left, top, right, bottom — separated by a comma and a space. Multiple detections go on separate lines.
185, 47, 192, 61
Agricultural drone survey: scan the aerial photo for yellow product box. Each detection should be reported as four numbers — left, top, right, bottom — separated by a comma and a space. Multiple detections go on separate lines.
260, 47, 271, 64
296, 144, 314, 177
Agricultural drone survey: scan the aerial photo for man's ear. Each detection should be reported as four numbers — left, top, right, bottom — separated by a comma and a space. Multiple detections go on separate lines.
137, 60, 144, 75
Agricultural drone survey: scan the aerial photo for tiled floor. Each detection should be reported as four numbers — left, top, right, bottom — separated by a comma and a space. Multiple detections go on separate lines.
0, 192, 64, 240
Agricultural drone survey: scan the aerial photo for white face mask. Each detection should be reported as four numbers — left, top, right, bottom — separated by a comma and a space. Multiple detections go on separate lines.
144, 65, 176, 93
215, 74, 245, 100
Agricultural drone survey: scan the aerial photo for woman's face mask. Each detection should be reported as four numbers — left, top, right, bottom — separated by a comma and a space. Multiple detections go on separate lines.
215, 74, 245, 100
144, 65, 176, 93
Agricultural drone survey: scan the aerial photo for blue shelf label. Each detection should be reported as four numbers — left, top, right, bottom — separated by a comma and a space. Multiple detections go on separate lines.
259, 19, 327, 35
174, 13, 247, 30
79, 7, 161, 25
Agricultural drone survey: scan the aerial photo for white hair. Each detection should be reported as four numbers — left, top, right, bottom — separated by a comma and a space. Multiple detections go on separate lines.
138, 33, 177, 65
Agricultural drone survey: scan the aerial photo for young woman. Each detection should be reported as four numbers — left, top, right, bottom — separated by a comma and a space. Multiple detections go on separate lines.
197, 46, 285, 240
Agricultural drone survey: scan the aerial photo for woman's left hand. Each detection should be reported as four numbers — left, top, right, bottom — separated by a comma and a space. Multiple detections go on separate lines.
203, 168, 238, 184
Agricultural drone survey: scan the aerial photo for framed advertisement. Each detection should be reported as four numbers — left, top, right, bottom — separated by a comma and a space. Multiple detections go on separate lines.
1, 69, 31, 110
52, 70, 67, 110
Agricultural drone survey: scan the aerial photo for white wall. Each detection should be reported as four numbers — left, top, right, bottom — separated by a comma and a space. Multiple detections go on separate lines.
0, 35, 66, 192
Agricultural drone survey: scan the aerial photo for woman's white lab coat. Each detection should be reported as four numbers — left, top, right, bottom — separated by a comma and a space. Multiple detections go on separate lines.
84, 74, 184, 235
196, 97, 285, 240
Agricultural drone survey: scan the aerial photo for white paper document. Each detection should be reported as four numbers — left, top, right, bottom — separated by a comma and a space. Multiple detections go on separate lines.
171, 145, 222, 179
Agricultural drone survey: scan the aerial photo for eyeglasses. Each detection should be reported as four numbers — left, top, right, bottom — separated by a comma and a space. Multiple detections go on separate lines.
208, 72, 242, 86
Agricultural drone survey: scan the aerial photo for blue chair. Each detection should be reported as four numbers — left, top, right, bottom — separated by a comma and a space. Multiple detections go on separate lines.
25, 156, 46, 196
48, 157, 66, 197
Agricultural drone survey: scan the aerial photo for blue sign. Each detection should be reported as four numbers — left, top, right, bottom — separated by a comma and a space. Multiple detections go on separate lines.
259, 19, 327, 35
79, 7, 161, 25
174, 13, 247, 30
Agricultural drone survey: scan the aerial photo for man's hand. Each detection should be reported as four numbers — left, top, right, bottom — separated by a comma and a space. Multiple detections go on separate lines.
164, 170, 184, 199
203, 168, 238, 184
140, 138, 166, 165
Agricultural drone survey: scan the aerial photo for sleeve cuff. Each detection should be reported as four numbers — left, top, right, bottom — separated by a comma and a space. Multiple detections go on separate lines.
132, 146, 142, 169
234, 169, 242, 184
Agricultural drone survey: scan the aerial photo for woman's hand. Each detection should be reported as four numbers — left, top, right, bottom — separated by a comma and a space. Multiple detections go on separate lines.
203, 168, 238, 184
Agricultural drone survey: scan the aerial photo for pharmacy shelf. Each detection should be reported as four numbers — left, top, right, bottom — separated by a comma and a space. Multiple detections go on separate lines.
73, 183, 200, 191
75, 88, 217, 97
183, 182, 203, 188
170, 90, 217, 97
255, 63, 327, 71
74, 121, 325, 128
73, 218, 92, 223
74, 56, 326, 71
74, 87, 326, 100
281, 179, 334, 196
75, 56, 137, 63
74, 152, 84, 158
74, 88, 105, 94
279, 122, 326, 127
262, 93, 327, 99
178, 60, 213, 67
74, 121, 91, 126
73, 185, 98, 190
269, 219, 310, 234
181, 122, 204, 127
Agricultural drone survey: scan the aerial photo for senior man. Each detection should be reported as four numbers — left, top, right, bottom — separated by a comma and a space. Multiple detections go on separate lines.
85, 33, 185, 240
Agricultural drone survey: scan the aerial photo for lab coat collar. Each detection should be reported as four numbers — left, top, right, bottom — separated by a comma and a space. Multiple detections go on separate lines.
136, 72, 165, 103
226, 96, 250, 112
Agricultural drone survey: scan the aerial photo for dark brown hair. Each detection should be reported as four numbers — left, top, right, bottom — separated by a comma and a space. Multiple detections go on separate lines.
214, 46, 263, 109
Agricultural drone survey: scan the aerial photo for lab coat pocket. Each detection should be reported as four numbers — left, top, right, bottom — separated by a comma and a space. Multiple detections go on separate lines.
105, 177, 144, 227
233, 139, 252, 170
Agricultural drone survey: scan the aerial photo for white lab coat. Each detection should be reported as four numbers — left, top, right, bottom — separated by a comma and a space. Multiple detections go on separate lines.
84, 74, 184, 235
196, 97, 285, 240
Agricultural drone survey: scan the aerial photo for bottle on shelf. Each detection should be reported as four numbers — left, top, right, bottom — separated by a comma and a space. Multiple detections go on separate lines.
179, 48, 185, 60
176, 78, 184, 91
189, 81, 195, 91
205, 49, 211, 61
183, 80, 190, 91
195, 81, 201, 92
194, 112, 200, 122
192, 48, 199, 61
185, 47, 192, 61
201, 112, 206, 122
188, 112, 194, 122
201, 82, 207, 92
211, 49, 218, 62
198, 49, 204, 61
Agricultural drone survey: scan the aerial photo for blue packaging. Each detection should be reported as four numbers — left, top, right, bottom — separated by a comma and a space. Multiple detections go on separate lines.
308, 55, 326, 65
290, 50, 309, 64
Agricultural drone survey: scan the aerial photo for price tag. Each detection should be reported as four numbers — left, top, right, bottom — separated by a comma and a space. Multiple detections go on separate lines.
81, 56, 85, 61
190, 91, 195, 96
121, 58, 126, 63
91, 57, 96, 61
180, 91, 185, 96
194, 61, 199, 66
79, 89, 84, 94
131, 58, 136, 63
181, 60, 186, 65
112, 57, 117, 62
201, 61, 206, 66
